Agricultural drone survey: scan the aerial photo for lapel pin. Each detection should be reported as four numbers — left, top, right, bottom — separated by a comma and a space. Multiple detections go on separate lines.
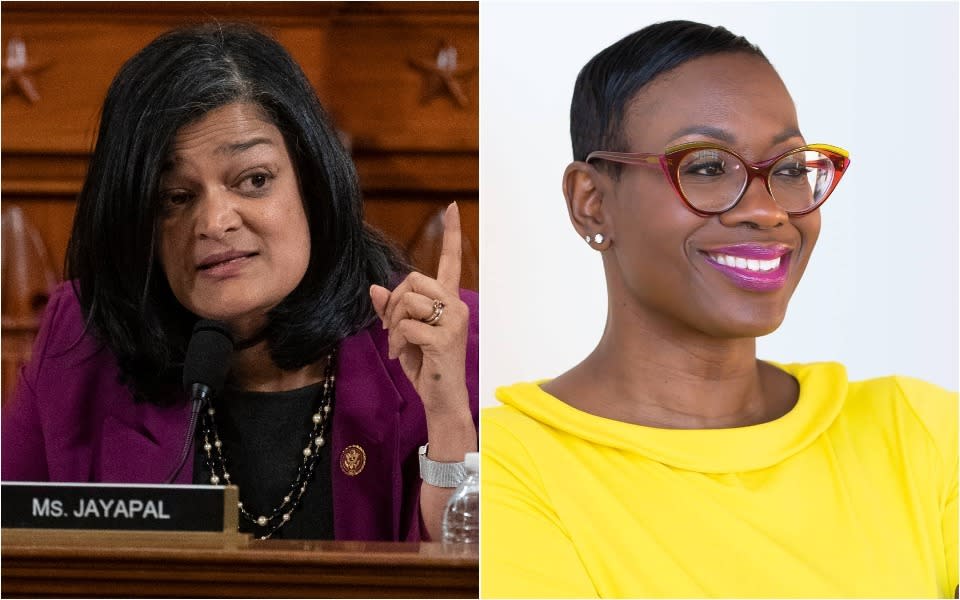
340, 444, 366, 476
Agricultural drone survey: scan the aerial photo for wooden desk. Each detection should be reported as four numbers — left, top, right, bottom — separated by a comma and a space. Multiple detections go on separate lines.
1, 530, 478, 598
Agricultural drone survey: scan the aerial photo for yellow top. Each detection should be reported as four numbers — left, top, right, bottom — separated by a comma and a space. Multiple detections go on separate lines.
481, 363, 957, 598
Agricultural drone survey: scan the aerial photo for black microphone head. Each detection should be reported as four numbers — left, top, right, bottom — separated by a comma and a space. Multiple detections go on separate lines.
183, 320, 234, 398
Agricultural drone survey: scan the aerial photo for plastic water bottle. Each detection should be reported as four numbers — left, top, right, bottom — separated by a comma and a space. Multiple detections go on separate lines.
441, 452, 479, 544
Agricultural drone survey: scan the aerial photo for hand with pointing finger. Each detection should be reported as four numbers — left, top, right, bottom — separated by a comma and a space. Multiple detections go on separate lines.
370, 202, 476, 539
369, 203, 471, 417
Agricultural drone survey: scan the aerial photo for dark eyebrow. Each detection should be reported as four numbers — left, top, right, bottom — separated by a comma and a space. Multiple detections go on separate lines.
667, 125, 736, 145
160, 137, 277, 174
769, 127, 805, 147
215, 137, 275, 156
666, 125, 805, 147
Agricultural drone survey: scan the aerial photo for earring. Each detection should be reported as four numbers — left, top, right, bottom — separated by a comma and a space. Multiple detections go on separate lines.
585, 233, 608, 248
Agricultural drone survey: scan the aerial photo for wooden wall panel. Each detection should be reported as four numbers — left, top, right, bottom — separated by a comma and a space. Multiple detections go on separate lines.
326, 18, 478, 152
1, 199, 74, 280
1, 26, 327, 154
365, 196, 478, 291
2, 2, 477, 180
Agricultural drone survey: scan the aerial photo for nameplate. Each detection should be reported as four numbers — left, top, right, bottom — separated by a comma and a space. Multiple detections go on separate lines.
1, 482, 238, 532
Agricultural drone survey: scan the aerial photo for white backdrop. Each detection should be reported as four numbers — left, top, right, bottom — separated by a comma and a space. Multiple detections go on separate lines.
480, 1, 959, 407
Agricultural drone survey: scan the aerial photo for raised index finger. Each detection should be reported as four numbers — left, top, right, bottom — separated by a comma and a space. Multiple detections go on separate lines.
436, 202, 462, 292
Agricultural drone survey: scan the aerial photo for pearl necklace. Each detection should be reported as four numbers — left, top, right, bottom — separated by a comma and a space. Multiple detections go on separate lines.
199, 350, 336, 540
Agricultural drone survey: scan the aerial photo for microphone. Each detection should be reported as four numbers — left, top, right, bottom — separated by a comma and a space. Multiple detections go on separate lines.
166, 320, 233, 484
183, 320, 234, 403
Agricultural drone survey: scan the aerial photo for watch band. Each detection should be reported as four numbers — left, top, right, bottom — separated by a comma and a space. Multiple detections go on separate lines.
418, 444, 467, 488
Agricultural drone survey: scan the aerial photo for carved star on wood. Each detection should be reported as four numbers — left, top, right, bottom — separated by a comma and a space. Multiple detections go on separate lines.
2, 36, 51, 104
409, 42, 476, 109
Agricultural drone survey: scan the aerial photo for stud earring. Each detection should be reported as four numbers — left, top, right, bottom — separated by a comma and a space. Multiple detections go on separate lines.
593, 233, 604, 244
583, 235, 591, 243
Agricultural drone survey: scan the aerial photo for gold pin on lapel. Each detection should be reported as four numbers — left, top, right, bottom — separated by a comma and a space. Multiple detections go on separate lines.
340, 444, 366, 476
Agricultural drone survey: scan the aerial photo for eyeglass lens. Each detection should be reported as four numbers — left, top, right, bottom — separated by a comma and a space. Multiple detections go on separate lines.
676, 148, 837, 214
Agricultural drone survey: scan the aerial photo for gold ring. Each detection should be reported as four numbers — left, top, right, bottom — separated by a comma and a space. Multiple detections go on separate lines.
422, 299, 444, 326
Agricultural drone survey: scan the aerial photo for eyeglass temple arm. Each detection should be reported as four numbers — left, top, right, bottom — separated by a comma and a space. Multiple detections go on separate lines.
585, 151, 663, 169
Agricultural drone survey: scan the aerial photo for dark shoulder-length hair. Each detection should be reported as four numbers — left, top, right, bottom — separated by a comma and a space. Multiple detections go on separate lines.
570, 20, 769, 176
66, 23, 406, 404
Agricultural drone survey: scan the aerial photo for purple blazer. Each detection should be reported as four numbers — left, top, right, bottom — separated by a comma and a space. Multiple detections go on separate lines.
1, 283, 479, 541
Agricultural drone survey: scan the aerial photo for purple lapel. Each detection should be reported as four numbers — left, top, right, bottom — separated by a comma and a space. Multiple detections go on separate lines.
18, 283, 196, 484
331, 323, 415, 541
99, 395, 194, 484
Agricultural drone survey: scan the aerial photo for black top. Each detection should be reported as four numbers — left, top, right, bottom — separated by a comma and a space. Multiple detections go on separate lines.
193, 382, 334, 540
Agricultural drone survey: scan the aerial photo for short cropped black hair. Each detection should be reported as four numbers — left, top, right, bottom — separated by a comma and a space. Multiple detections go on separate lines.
66, 23, 406, 403
570, 20, 768, 174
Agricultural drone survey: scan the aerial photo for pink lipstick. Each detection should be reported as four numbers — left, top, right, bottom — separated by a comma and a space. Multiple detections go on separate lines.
700, 244, 792, 292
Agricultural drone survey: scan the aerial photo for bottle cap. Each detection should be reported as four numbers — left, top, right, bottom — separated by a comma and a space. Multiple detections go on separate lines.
464, 452, 479, 473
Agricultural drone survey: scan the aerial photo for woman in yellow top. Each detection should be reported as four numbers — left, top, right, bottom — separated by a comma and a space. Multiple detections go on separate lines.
481, 20, 957, 599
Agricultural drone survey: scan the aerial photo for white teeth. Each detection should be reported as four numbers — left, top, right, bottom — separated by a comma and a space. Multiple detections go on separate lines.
761, 258, 780, 271
710, 253, 781, 272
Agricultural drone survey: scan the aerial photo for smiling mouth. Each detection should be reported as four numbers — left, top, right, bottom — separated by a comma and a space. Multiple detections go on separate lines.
706, 252, 782, 273
700, 250, 793, 291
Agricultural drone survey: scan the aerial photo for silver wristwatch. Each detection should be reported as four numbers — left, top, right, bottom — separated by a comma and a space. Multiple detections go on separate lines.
418, 444, 467, 488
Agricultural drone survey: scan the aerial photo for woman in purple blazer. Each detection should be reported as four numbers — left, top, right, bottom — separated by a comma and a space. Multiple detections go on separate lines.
1, 24, 478, 542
